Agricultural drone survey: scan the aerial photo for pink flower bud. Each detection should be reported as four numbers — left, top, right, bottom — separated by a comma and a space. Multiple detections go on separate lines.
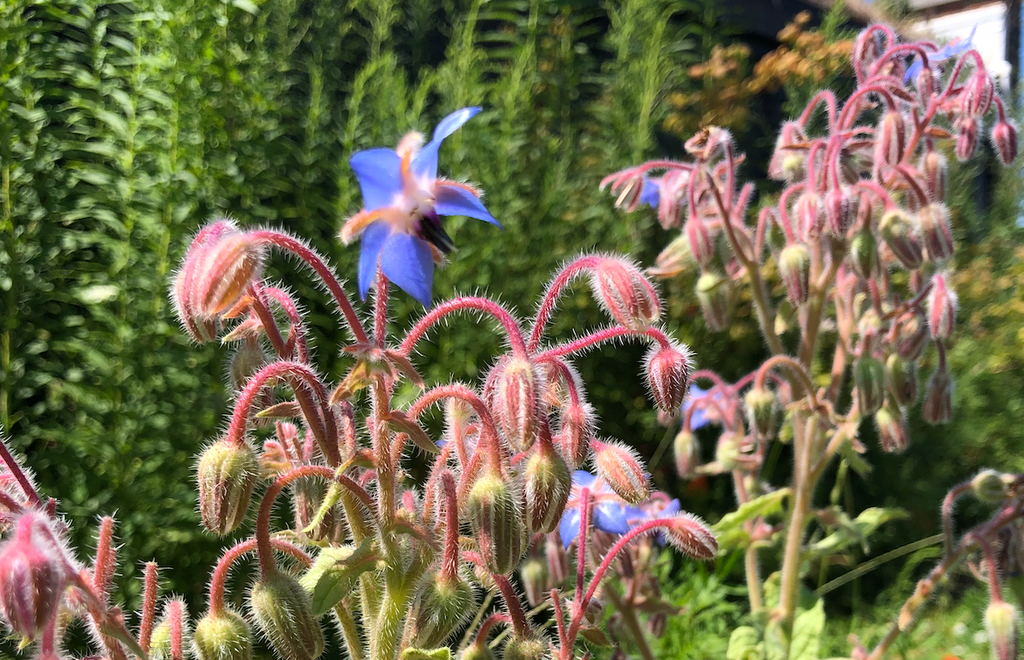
960, 72, 994, 118
193, 609, 254, 660
196, 438, 260, 535
493, 356, 543, 451
590, 258, 661, 329
191, 231, 264, 320
918, 204, 954, 262
985, 600, 1020, 660
875, 401, 910, 453
524, 441, 572, 534
695, 271, 733, 332
894, 310, 929, 361
644, 343, 692, 414
879, 209, 923, 270
172, 220, 238, 342
778, 244, 811, 305
592, 439, 649, 504
558, 399, 594, 469
853, 28, 883, 74
520, 557, 550, 608
926, 274, 957, 340
769, 121, 808, 181
657, 170, 691, 230
921, 151, 948, 200
875, 111, 906, 167
795, 192, 824, 241
0, 512, 68, 643
467, 470, 526, 575
854, 354, 885, 416
825, 186, 857, 236
248, 571, 324, 660
663, 513, 718, 560
849, 230, 879, 279
922, 362, 954, 425
885, 354, 918, 407
685, 216, 716, 268
610, 174, 645, 212
673, 429, 700, 479
991, 120, 1019, 166
956, 117, 979, 162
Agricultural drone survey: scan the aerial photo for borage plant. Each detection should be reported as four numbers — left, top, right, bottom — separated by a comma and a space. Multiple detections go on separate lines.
605, 23, 1022, 660
0, 108, 714, 660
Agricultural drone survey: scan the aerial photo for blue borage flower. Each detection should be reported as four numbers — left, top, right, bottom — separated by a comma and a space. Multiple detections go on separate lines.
558, 470, 632, 549
626, 496, 681, 546
683, 384, 718, 430
904, 26, 976, 83
341, 107, 501, 306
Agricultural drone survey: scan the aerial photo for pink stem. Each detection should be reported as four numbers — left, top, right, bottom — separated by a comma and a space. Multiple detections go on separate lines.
256, 465, 341, 576
167, 599, 184, 660
475, 613, 512, 646
208, 538, 312, 615
263, 286, 309, 363
536, 326, 671, 361
493, 574, 530, 638
574, 488, 592, 611
92, 516, 117, 600
529, 256, 605, 352
798, 90, 838, 130
139, 562, 159, 652
374, 269, 389, 348
440, 472, 460, 583
408, 384, 500, 453
0, 438, 41, 506
400, 296, 527, 357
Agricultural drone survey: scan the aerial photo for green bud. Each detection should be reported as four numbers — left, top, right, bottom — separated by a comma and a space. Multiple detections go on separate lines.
885, 353, 918, 407
778, 244, 810, 305
412, 575, 476, 648
196, 438, 259, 535
985, 600, 1020, 660
503, 635, 548, 660
696, 271, 733, 332
849, 229, 878, 279
520, 557, 549, 608
523, 442, 572, 534
972, 469, 1014, 504
468, 471, 526, 576
744, 387, 777, 438
460, 642, 494, 660
249, 571, 325, 660
854, 355, 885, 416
193, 609, 254, 660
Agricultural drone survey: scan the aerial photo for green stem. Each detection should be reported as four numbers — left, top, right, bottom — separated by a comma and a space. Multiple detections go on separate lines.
777, 414, 817, 647
370, 573, 410, 660
745, 544, 763, 612
333, 599, 366, 660
605, 587, 656, 660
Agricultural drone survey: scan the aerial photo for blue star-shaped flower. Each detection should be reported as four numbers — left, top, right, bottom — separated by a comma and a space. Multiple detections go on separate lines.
905, 26, 976, 83
558, 470, 633, 548
682, 384, 718, 430
342, 107, 501, 306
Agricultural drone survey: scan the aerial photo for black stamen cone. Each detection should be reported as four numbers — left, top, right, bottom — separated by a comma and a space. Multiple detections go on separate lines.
420, 213, 455, 254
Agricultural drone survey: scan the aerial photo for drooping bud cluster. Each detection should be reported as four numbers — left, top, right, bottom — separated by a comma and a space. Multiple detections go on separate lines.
0, 512, 70, 643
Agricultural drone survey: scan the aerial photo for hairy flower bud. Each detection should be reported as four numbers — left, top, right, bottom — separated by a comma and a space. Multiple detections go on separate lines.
875, 401, 910, 453
592, 440, 650, 504
649, 234, 694, 279
927, 274, 957, 340
991, 120, 1019, 166
769, 121, 808, 181
971, 469, 1015, 504
150, 600, 190, 660
461, 642, 495, 660
894, 311, 929, 361
876, 111, 906, 166
854, 354, 885, 416
795, 192, 824, 241
825, 186, 857, 236
196, 438, 259, 535
229, 341, 268, 393
744, 387, 778, 438
590, 258, 661, 329
956, 117, 979, 162
503, 635, 548, 660
985, 600, 1020, 660
663, 513, 718, 560
879, 209, 923, 270
0, 512, 68, 643
849, 230, 879, 279
249, 571, 324, 660
922, 363, 954, 425
885, 354, 918, 407
558, 400, 594, 469
192, 232, 264, 319
960, 72, 994, 118
644, 344, 692, 414
853, 28, 883, 75
778, 244, 811, 305
173, 220, 237, 342
918, 204, 954, 262
193, 609, 254, 660
921, 151, 948, 200
412, 574, 476, 648
685, 216, 716, 268
673, 429, 700, 479
467, 471, 526, 576
493, 357, 543, 451
520, 557, 550, 608
524, 442, 572, 534
696, 271, 733, 332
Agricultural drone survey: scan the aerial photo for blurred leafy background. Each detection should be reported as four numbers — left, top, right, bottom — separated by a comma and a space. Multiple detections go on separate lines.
1, 0, 1023, 656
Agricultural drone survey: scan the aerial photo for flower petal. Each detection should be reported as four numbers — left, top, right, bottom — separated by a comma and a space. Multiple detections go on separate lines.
350, 148, 402, 210
412, 107, 482, 179
434, 182, 501, 226
380, 233, 435, 307
560, 508, 581, 549
358, 221, 392, 300
639, 178, 661, 208
571, 470, 597, 488
594, 502, 630, 534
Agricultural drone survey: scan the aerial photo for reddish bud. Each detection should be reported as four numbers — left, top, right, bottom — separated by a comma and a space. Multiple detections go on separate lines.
778, 244, 811, 305
657, 170, 691, 229
985, 600, 1020, 660
854, 354, 886, 416
590, 258, 661, 329
150, 599, 190, 660
696, 271, 733, 332
610, 174, 645, 212
885, 354, 918, 407
922, 363, 954, 425
0, 512, 68, 643
663, 513, 718, 560
685, 216, 716, 268
520, 557, 549, 608
196, 438, 260, 535
849, 230, 879, 279
956, 117, 979, 162
926, 274, 957, 340
825, 186, 857, 236
558, 399, 594, 469
795, 192, 824, 241
192, 232, 264, 319
875, 401, 910, 453
875, 111, 906, 166
921, 151, 948, 200
493, 357, 543, 451
173, 220, 237, 342
592, 439, 650, 504
918, 204, 954, 262
991, 120, 1019, 166
769, 121, 808, 181
894, 311, 929, 361
744, 387, 778, 438
523, 441, 572, 534
545, 534, 569, 586
248, 571, 324, 660
644, 343, 692, 414
673, 429, 700, 479
193, 609, 254, 660
467, 471, 526, 575
853, 28, 883, 75
879, 209, 923, 270
960, 72, 994, 118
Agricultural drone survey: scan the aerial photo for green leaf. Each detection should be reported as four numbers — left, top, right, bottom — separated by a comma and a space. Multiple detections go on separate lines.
401, 649, 452, 660
727, 626, 764, 660
714, 488, 791, 534
790, 600, 825, 660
